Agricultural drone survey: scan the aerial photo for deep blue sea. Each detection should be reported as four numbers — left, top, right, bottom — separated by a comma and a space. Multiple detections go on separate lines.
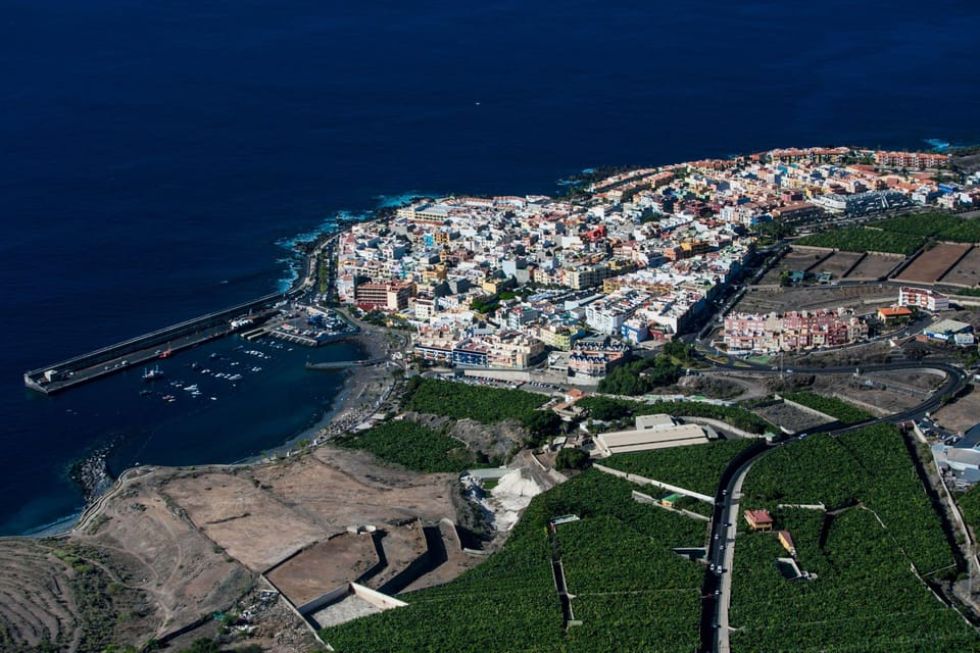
2, 0, 979, 535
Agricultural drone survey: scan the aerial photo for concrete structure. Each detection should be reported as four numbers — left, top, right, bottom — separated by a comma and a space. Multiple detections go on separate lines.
594, 414, 710, 456
923, 318, 974, 345
355, 281, 413, 312
899, 286, 949, 312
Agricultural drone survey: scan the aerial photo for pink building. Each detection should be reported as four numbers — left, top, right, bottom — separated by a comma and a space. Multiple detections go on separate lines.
724, 309, 868, 353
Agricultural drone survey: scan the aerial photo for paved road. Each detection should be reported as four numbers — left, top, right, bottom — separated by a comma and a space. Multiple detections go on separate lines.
698, 357, 969, 653
710, 457, 753, 653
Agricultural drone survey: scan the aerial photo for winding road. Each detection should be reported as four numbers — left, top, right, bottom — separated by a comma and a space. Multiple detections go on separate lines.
696, 356, 970, 653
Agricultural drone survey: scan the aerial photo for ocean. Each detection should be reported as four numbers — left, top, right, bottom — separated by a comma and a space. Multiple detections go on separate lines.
2, 0, 979, 535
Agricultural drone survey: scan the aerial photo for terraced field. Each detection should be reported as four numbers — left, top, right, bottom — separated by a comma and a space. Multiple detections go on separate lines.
0, 540, 81, 651
0, 539, 160, 653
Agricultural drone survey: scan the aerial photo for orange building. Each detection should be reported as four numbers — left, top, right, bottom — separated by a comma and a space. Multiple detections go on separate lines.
877, 306, 913, 324
744, 509, 774, 532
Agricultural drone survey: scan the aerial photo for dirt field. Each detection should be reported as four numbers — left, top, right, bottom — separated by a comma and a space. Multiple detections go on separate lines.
844, 253, 904, 280
809, 374, 931, 415
75, 467, 255, 637
810, 251, 864, 279
266, 534, 380, 606
894, 243, 972, 283
0, 465, 253, 652
933, 386, 980, 434
758, 248, 829, 284
0, 539, 159, 653
734, 285, 896, 315
937, 246, 980, 288
158, 447, 459, 576
0, 443, 479, 652
754, 401, 834, 433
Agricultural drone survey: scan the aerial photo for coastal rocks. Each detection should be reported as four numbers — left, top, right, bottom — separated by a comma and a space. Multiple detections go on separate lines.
70, 446, 115, 504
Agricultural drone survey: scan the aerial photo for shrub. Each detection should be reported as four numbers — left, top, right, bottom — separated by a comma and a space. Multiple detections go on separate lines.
405, 379, 546, 423
555, 448, 590, 470
334, 421, 475, 472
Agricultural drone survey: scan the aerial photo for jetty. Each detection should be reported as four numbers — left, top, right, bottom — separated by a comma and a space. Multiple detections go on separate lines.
23, 230, 344, 395
23, 295, 284, 394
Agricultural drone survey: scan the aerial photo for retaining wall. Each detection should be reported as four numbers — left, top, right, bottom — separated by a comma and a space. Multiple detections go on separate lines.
594, 463, 714, 503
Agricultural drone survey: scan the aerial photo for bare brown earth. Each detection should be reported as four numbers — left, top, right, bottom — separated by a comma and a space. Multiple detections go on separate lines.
939, 246, 980, 288
0, 444, 472, 652
735, 285, 896, 315
894, 243, 972, 283
0, 464, 254, 652
844, 253, 904, 280
933, 386, 980, 435
810, 251, 864, 279
758, 248, 827, 284
266, 534, 380, 606
754, 401, 834, 433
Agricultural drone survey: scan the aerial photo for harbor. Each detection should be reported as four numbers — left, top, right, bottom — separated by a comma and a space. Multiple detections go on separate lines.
22, 232, 344, 395
22, 295, 282, 394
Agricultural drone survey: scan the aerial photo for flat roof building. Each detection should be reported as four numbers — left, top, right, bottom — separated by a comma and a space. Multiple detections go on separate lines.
594, 414, 711, 457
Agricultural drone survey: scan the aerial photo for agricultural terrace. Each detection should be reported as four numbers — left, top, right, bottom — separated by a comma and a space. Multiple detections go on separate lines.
795, 227, 925, 255
404, 378, 546, 423
957, 484, 980, 535
782, 391, 874, 425
580, 396, 773, 435
333, 421, 475, 473
871, 211, 980, 244
870, 211, 962, 237
743, 424, 955, 573
602, 438, 757, 496
320, 471, 707, 652
731, 507, 977, 653
557, 516, 703, 652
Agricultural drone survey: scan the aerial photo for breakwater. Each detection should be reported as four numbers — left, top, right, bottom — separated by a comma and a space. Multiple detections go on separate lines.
24, 293, 286, 394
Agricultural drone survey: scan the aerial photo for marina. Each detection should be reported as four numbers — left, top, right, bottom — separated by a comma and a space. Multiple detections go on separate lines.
22, 236, 343, 396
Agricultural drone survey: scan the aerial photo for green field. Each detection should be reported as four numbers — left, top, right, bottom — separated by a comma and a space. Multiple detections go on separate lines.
580, 396, 773, 435
743, 424, 954, 572
798, 212, 980, 254
957, 484, 980, 535
730, 508, 977, 653
601, 438, 756, 496
872, 211, 980, 243
320, 470, 707, 652
333, 420, 475, 472
558, 516, 702, 652
404, 378, 547, 423
869, 211, 961, 237
782, 391, 874, 425
795, 227, 925, 255
730, 424, 975, 652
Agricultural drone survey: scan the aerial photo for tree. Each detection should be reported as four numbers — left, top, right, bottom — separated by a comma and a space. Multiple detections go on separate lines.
555, 448, 590, 470
662, 340, 693, 363
178, 639, 219, 653
583, 397, 632, 421
522, 410, 562, 447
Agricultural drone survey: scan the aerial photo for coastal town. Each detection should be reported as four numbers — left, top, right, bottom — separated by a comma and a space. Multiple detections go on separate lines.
333, 146, 979, 373
7, 145, 980, 653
